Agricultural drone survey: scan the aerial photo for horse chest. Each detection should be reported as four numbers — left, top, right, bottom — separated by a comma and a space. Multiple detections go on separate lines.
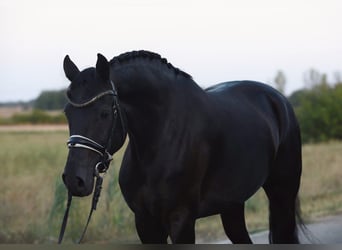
123, 181, 170, 216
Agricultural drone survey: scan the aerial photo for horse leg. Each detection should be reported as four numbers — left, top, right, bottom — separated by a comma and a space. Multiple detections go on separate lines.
220, 203, 252, 244
135, 213, 168, 244
168, 207, 196, 243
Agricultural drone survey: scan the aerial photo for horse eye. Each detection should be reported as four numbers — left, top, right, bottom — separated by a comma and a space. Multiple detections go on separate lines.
100, 110, 110, 119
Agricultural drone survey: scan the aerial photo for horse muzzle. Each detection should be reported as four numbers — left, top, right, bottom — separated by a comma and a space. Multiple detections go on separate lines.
62, 135, 113, 197
62, 166, 95, 197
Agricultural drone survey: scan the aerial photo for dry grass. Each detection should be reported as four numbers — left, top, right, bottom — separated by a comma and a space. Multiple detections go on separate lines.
0, 129, 341, 243
0, 131, 68, 243
300, 142, 342, 218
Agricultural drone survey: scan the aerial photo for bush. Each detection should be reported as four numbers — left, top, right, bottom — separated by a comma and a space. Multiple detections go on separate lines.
0, 109, 67, 125
289, 83, 342, 143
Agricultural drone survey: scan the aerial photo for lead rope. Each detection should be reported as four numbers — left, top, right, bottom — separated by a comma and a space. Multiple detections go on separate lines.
58, 172, 104, 244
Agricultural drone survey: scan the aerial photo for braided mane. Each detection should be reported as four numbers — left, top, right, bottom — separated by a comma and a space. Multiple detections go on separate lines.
110, 50, 192, 79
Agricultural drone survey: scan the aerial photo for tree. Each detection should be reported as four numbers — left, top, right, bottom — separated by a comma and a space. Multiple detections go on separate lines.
333, 71, 342, 84
274, 70, 286, 94
303, 68, 322, 89
34, 89, 67, 110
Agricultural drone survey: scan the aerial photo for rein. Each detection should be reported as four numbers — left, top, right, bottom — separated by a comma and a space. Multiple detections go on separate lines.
58, 81, 122, 244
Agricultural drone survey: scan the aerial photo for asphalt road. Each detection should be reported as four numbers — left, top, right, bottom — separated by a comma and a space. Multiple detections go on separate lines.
215, 215, 342, 244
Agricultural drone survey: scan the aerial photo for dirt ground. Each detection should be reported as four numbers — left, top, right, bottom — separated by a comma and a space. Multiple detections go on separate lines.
213, 214, 342, 244
0, 106, 32, 118
0, 124, 68, 132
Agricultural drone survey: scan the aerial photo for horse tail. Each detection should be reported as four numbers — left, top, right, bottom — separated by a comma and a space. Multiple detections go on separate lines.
263, 93, 305, 243
294, 196, 305, 242
294, 196, 319, 244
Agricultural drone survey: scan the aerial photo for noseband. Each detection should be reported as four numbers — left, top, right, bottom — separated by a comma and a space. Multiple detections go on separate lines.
67, 135, 113, 174
59, 81, 124, 243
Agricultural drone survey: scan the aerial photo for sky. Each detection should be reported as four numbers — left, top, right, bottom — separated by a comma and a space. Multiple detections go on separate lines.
1, 0, 341, 102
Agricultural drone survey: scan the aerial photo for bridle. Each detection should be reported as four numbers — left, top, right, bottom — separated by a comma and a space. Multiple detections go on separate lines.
58, 81, 124, 243
67, 134, 113, 175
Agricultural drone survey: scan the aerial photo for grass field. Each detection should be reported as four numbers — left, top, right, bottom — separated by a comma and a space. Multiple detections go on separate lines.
0, 128, 341, 243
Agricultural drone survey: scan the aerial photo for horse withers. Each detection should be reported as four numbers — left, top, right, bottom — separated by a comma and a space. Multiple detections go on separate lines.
62, 51, 303, 243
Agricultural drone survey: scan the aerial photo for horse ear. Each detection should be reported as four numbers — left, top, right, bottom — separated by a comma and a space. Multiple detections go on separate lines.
63, 55, 80, 81
96, 53, 109, 81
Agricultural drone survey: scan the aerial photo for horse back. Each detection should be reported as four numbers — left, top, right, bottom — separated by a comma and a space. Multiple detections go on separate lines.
199, 81, 299, 209
205, 80, 298, 146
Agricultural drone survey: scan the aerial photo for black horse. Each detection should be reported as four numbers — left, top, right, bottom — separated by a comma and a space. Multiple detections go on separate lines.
62, 51, 303, 244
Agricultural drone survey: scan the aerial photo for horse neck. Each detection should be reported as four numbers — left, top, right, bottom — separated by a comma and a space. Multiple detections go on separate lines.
110, 63, 210, 158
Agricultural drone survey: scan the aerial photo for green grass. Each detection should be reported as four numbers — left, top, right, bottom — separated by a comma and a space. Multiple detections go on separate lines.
0, 130, 341, 243
0, 131, 135, 243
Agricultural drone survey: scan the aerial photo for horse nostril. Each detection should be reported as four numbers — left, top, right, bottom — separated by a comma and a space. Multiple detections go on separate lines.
76, 176, 85, 189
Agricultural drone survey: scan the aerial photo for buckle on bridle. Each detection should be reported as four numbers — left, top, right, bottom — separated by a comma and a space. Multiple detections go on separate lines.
95, 152, 113, 177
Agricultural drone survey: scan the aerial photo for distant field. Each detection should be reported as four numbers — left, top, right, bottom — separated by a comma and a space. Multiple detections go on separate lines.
0, 106, 30, 118
0, 129, 341, 243
0, 124, 68, 132
0, 107, 64, 118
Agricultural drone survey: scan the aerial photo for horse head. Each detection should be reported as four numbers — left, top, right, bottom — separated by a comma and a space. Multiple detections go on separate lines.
62, 54, 126, 196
